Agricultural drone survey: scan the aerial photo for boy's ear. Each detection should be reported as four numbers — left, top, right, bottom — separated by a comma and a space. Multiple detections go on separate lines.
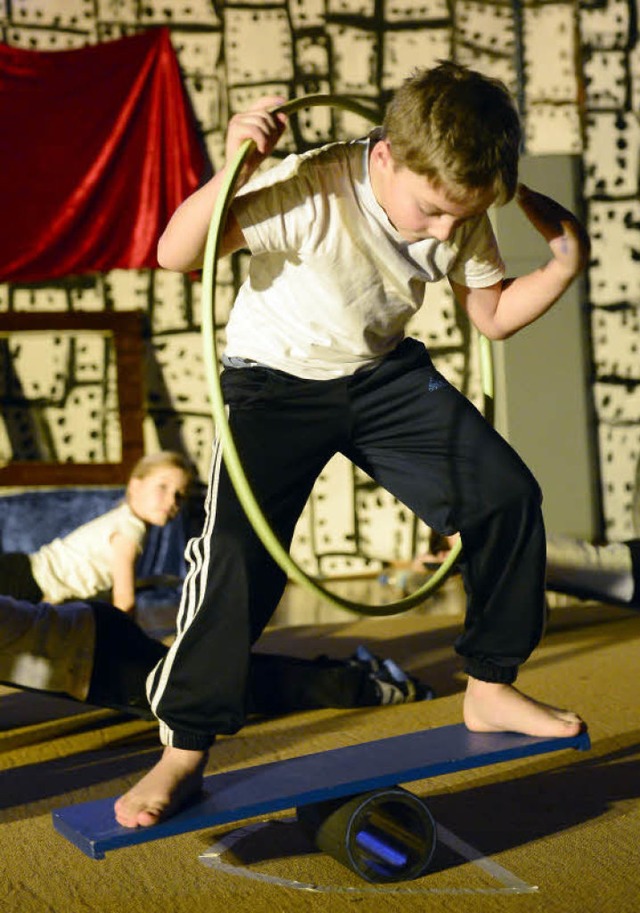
371, 137, 395, 175
371, 139, 391, 169
374, 138, 393, 165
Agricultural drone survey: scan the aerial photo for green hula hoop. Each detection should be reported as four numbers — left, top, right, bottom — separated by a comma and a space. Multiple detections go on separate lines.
200, 93, 494, 617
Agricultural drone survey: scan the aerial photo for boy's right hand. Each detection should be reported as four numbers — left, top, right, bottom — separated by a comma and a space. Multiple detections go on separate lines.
157, 97, 289, 272
225, 96, 288, 175
516, 184, 591, 279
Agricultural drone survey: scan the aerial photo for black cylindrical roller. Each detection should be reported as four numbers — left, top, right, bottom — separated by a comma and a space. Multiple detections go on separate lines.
297, 786, 436, 883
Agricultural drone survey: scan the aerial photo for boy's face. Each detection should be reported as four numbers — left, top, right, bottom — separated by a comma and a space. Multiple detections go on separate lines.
370, 139, 496, 244
127, 466, 189, 527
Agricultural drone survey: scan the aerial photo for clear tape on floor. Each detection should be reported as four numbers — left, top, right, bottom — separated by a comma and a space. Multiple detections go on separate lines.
198, 817, 538, 895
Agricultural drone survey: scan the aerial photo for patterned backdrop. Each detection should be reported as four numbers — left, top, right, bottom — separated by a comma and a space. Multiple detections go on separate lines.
0, 0, 639, 573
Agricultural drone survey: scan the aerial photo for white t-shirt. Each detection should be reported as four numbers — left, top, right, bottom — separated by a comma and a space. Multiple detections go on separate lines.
29, 502, 147, 604
228, 133, 504, 380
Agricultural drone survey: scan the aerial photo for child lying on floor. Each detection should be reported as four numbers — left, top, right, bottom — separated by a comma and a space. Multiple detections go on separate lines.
420, 529, 640, 609
0, 594, 432, 719
0, 451, 191, 614
545, 535, 640, 608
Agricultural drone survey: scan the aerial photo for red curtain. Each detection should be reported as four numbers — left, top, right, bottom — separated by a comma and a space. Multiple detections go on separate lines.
0, 28, 205, 282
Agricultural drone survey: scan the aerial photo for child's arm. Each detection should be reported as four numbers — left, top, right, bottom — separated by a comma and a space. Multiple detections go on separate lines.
157, 97, 288, 273
451, 184, 590, 340
109, 532, 139, 614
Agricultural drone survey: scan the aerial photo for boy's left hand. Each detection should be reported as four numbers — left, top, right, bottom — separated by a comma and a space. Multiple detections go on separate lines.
517, 183, 590, 277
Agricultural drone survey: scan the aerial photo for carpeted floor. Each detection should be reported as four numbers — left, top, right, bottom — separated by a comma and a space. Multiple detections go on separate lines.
2, 577, 639, 913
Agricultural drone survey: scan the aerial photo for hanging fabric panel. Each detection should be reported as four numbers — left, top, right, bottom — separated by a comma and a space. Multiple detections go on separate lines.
0, 27, 205, 282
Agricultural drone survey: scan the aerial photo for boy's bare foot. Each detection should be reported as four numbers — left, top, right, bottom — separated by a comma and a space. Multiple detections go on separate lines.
114, 746, 208, 828
463, 677, 585, 738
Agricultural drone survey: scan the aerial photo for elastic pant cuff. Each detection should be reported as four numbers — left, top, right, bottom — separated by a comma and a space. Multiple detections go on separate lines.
463, 660, 518, 685
159, 725, 216, 752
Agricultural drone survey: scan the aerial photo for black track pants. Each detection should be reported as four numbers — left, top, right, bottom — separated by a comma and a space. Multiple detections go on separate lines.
148, 339, 546, 750
88, 604, 379, 717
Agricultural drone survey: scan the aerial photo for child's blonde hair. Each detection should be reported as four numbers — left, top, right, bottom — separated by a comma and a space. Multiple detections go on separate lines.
382, 61, 521, 205
128, 451, 193, 485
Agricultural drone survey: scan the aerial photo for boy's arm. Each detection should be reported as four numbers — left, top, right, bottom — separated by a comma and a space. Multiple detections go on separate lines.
110, 532, 139, 614
450, 184, 590, 340
157, 97, 288, 272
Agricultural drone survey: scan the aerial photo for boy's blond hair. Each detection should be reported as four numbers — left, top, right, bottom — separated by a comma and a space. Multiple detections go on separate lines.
128, 451, 193, 484
383, 61, 521, 205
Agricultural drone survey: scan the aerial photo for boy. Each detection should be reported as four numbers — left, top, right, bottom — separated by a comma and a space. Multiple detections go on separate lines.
115, 62, 589, 828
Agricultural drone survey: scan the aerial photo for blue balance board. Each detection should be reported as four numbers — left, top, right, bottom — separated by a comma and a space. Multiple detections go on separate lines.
52, 722, 590, 860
